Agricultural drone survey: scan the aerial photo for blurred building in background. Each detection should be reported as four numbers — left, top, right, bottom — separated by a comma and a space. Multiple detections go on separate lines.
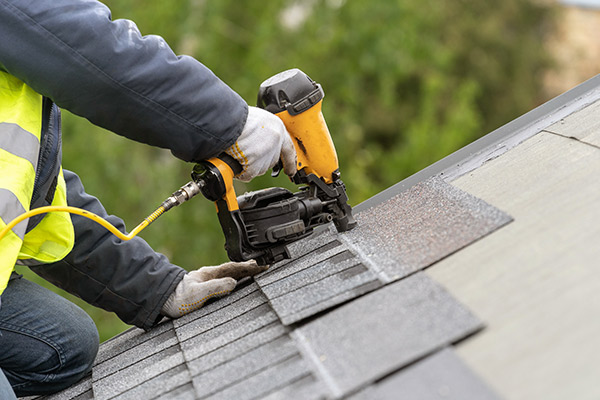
545, 0, 600, 95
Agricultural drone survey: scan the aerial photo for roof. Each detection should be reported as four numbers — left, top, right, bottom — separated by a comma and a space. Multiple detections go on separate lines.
30, 73, 600, 400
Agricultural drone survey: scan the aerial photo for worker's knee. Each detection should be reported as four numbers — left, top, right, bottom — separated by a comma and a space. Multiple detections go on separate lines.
48, 305, 99, 391
6, 310, 98, 396
0, 277, 99, 396
61, 307, 100, 378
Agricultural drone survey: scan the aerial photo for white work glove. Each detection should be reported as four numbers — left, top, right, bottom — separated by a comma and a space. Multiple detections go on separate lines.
225, 106, 297, 182
160, 260, 268, 318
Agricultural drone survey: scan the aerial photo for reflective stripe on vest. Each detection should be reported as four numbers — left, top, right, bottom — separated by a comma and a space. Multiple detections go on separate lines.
0, 72, 74, 293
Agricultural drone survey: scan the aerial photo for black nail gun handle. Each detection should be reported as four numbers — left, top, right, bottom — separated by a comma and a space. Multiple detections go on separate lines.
192, 154, 268, 263
192, 153, 242, 212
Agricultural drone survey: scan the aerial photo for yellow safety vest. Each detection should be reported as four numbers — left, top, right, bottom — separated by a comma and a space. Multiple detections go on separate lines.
0, 71, 74, 294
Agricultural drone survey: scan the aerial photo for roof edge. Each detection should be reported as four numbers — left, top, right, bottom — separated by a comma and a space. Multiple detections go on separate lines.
356, 74, 600, 212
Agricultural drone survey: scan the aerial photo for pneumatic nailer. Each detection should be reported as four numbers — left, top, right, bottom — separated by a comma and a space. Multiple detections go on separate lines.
164, 69, 356, 265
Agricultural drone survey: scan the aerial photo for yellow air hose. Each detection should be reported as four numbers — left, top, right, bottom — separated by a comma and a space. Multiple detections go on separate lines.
0, 204, 167, 243
0, 179, 203, 243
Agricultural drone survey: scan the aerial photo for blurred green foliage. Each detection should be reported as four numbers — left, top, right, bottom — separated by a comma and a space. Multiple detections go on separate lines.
25, 0, 555, 341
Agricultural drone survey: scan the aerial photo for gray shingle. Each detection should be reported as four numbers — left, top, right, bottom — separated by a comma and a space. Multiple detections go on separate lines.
196, 354, 314, 400
94, 320, 173, 365
111, 363, 191, 400
31, 374, 92, 400
178, 303, 279, 361
348, 348, 502, 400
280, 280, 381, 326
170, 283, 325, 400
342, 176, 513, 282
269, 264, 381, 325
93, 344, 186, 400
260, 250, 366, 298
294, 273, 483, 398
174, 284, 269, 343
186, 322, 289, 376
260, 374, 328, 400
155, 382, 196, 400
257, 238, 347, 287
173, 281, 262, 329
192, 335, 299, 398
92, 328, 178, 381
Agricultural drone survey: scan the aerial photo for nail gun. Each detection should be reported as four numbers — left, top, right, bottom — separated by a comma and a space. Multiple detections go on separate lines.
163, 69, 356, 265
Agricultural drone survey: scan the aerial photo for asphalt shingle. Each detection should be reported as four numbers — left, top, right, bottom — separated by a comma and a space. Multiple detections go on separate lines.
348, 348, 501, 400
198, 354, 316, 400
93, 327, 178, 381
94, 320, 174, 366
342, 176, 512, 282
192, 336, 306, 399
93, 344, 185, 400
293, 272, 483, 398
32, 375, 93, 400
109, 363, 192, 400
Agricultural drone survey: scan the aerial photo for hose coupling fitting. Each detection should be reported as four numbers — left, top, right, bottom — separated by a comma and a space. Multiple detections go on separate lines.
162, 180, 204, 211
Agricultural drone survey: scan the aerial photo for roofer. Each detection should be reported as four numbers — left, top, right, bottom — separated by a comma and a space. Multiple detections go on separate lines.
0, 1, 297, 398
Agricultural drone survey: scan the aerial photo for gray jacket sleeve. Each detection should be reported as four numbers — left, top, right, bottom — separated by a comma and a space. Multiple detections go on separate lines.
30, 170, 185, 330
0, 0, 247, 162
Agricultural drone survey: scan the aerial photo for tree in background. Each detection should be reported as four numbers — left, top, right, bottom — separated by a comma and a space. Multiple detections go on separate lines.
19, 0, 554, 341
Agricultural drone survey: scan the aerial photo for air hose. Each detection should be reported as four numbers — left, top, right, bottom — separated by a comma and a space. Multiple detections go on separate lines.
0, 180, 203, 243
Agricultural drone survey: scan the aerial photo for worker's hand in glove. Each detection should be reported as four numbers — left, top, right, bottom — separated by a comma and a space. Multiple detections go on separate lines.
160, 260, 268, 318
225, 106, 297, 182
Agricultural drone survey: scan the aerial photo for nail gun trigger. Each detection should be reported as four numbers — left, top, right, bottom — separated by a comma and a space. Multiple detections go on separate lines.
271, 160, 283, 178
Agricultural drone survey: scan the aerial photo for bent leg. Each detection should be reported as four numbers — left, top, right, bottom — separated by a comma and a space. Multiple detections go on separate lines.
0, 276, 99, 397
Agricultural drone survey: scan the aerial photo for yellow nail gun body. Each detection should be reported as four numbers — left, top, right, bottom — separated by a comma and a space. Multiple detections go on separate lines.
194, 69, 356, 265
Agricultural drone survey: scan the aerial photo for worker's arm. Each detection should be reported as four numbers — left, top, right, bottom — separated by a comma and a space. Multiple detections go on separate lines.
0, 0, 246, 162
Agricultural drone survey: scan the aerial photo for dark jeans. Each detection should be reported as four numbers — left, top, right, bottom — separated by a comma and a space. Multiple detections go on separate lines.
0, 276, 99, 398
